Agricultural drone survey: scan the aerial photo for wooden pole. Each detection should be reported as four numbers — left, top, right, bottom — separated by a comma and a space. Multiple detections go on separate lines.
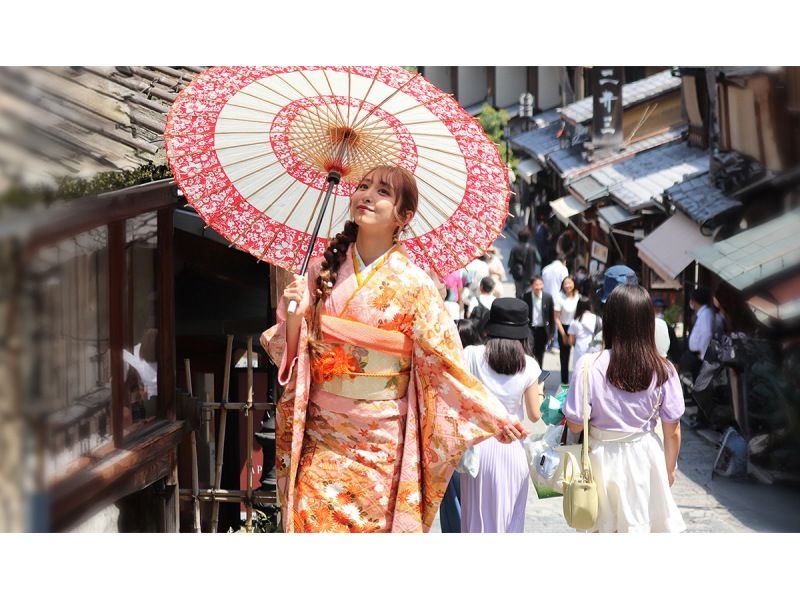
184, 359, 201, 533
245, 336, 254, 532
179, 488, 277, 503
210, 335, 233, 533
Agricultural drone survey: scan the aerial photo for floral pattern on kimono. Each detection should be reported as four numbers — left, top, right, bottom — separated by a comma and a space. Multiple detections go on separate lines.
261, 248, 514, 532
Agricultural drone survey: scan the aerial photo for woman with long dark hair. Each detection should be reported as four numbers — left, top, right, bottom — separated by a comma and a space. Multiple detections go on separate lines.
563, 284, 686, 533
459, 298, 543, 532
262, 165, 527, 533
555, 275, 580, 384
567, 296, 601, 377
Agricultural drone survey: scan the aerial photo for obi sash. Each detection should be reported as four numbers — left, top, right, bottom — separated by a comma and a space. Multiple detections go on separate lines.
311, 315, 413, 402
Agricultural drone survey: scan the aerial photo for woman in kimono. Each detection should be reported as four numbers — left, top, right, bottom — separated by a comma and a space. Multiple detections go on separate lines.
261, 165, 527, 533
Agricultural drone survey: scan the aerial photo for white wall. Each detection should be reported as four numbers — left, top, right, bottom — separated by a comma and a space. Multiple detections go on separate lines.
538, 66, 563, 110
458, 66, 488, 107
496, 66, 528, 109
422, 66, 453, 94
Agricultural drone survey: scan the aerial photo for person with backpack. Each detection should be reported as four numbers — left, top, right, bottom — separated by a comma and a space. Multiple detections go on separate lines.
467, 277, 496, 338
508, 227, 540, 299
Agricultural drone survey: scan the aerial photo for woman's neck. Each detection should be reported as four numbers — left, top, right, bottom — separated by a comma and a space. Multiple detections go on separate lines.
355, 231, 395, 266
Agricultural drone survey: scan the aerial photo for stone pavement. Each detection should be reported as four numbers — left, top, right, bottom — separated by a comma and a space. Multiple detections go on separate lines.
432, 232, 800, 533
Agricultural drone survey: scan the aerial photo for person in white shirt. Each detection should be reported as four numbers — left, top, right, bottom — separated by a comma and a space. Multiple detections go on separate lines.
554, 275, 580, 384
688, 287, 715, 359
485, 247, 507, 297
463, 255, 491, 306
466, 276, 496, 319
567, 296, 601, 378
541, 254, 569, 351
541, 254, 569, 301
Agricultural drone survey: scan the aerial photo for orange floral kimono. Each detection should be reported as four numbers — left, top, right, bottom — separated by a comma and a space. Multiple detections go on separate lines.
261, 247, 513, 532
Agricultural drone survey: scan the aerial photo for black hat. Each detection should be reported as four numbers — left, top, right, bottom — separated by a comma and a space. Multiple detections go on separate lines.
485, 297, 530, 340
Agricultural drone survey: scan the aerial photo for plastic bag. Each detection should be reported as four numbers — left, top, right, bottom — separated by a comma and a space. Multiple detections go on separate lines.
455, 444, 479, 477
540, 384, 569, 425
523, 424, 567, 499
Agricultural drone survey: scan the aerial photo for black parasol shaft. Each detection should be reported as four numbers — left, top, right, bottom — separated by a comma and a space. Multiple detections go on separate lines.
287, 169, 342, 314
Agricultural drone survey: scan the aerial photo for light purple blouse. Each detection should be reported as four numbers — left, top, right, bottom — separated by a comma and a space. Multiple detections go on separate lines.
563, 350, 685, 433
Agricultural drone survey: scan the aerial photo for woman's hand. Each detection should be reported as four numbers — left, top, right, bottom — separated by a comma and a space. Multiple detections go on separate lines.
667, 466, 677, 487
283, 274, 309, 318
496, 420, 528, 444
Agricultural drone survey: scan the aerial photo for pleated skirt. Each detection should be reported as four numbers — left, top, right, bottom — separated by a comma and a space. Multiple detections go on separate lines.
460, 437, 529, 533
588, 428, 686, 533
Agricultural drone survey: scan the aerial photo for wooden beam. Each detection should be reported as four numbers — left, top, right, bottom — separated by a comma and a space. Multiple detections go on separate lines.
49, 421, 184, 531
108, 220, 126, 447
157, 208, 176, 422
22, 181, 176, 260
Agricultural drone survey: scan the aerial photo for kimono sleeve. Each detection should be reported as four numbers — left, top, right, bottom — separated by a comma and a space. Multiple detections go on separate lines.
259, 263, 319, 386
411, 277, 513, 437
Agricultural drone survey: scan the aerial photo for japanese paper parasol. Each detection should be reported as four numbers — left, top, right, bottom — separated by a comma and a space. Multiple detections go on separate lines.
164, 66, 511, 284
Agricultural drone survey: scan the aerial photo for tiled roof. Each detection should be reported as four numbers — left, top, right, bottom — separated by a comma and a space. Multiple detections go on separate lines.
550, 126, 687, 183
531, 108, 562, 128
664, 174, 743, 226
560, 70, 681, 124
568, 142, 709, 212
608, 143, 709, 211
691, 210, 800, 292
509, 122, 563, 164
0, 66, 205, 190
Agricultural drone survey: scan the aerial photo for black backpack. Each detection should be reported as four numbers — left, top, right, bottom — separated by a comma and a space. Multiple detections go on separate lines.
470, 301, 492, 338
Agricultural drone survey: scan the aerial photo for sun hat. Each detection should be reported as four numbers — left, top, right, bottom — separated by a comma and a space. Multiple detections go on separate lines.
485, 297, 530, 340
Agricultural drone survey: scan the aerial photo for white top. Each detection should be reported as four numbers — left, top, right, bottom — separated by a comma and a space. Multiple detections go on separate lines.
688, 304, 714, 357
530, 292, 545, 327
555, 292, 580, 325
354, 244, 396, 278
467, 293, 495, 317
541, 259, 569, 299
654, 317, 670, 358
463, 344, 540, 422
465, 258, 490, 293
568, 312, 599, 367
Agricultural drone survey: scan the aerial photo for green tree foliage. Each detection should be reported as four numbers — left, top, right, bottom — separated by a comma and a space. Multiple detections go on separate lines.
477, 103, 518, 170
0, 162, 173, 210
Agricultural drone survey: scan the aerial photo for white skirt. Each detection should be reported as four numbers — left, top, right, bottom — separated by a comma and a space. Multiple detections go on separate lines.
588, 428, 686, 533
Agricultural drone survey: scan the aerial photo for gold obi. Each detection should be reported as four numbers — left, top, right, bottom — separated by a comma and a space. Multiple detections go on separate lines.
311, 315, 413, 402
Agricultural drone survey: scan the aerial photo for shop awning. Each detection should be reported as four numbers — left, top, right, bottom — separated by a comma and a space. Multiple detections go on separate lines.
550, 194, 589, 242
598, 205, 638, 229
635, 211, 713, 282
517, 159, 542, 185
690, 211, 800, 292
550, 194, 588, 224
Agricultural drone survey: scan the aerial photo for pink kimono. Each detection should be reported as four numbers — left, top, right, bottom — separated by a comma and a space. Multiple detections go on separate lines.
261, 246, 513, 532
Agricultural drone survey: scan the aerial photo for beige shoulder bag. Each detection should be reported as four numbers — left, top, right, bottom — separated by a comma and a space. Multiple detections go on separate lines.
562, 359, 599, 531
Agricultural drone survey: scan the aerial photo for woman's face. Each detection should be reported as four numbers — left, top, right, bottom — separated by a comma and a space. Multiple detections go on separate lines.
350, 173, 409, 237
562, 277, 575, 295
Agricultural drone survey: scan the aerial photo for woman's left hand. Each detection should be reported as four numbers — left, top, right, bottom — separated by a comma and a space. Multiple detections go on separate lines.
496, 421, 528, 444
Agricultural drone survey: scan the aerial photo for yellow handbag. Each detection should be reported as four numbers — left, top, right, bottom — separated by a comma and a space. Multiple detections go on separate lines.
562, 360, 599, 531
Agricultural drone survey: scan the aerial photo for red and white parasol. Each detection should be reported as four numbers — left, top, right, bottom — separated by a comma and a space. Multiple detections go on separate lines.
164, 66, 510, 280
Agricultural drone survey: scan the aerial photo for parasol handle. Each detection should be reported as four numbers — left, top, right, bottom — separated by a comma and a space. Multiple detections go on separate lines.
287, 169, 342, 315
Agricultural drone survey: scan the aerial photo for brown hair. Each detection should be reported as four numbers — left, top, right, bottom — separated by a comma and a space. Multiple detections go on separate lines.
307, 165, 418, 359
484, 337, 530, 375
603, 284, 672, 392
